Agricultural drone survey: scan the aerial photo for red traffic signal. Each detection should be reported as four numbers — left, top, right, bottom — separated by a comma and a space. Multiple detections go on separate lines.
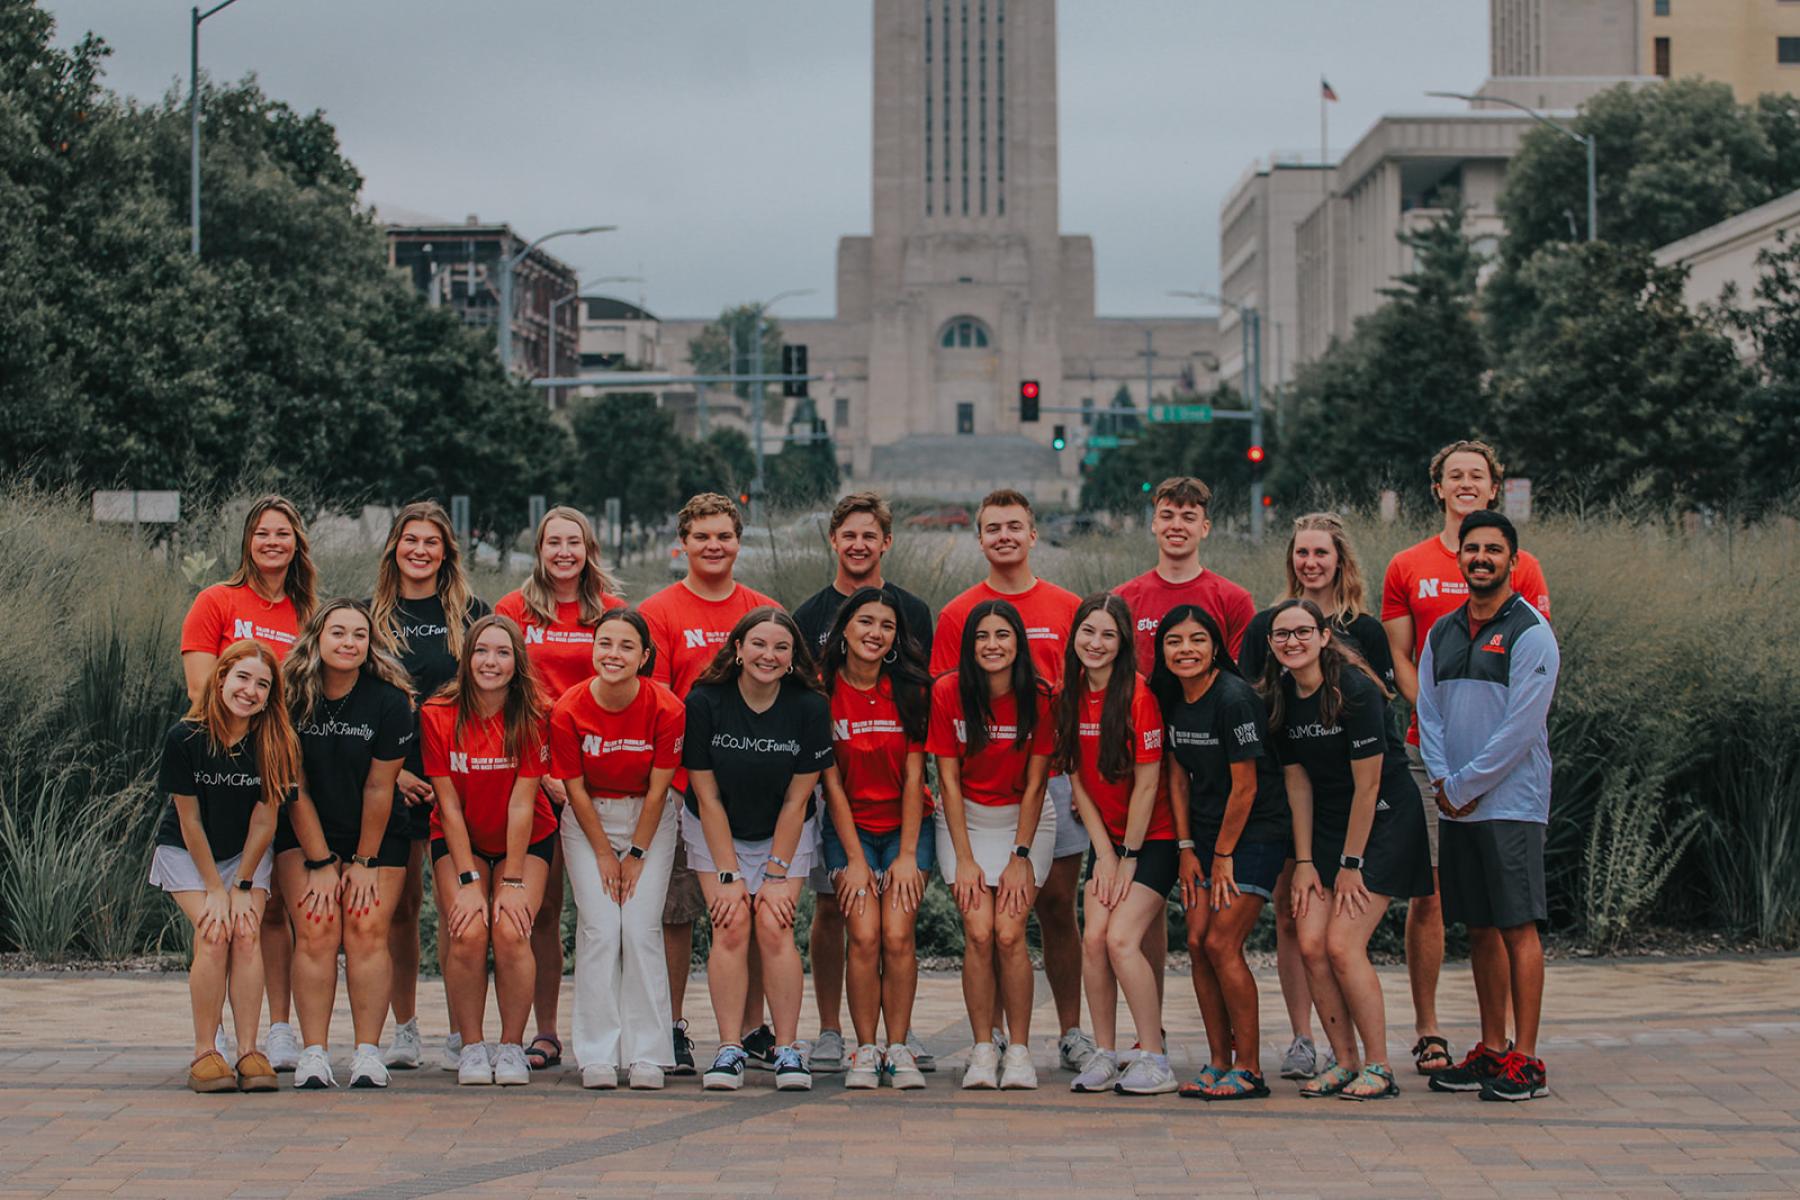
1021, 381, 1040, 400
1019, 380, 1041, 423
1246, 444, 1266, 465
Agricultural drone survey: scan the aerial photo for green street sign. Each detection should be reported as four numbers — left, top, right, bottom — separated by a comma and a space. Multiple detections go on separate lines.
1149, 404, 1213, 424
1088, 435, 1124, 449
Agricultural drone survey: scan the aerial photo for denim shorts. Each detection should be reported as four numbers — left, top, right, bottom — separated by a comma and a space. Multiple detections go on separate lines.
821, 818, 936, 878
1198, 839, 1288, 902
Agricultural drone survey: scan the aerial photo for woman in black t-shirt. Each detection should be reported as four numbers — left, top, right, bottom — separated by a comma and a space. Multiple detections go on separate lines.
150, 639, 300, 1093
1149, 605, 1287, 1102
1259, 599, 1430, 1102
276, 598, 417, 1091
681, 607, 833, 1092
368, 500, 491, 1070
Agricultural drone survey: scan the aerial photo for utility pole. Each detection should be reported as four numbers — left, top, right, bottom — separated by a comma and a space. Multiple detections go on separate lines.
1428, 90, 1597, 242
1170, 288, 1266, 540
745, 289, 814, 522
496, 225, 615, 377
189, 0, 247, 257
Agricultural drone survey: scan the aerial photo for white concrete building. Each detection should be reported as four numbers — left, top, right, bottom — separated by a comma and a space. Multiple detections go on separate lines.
1655, 186, 1800, 315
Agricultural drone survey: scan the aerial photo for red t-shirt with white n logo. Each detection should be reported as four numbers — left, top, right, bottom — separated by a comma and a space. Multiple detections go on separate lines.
637, 580, 778, 700
1074, 677, 1174, 843
180, 583, 300, 659
493, 591, 626, 704
547, 677, 686, 799
1381, 534, 1551, 745
926, 672, 1055, 807
829, 673, 931, 834
929, 579, 1083, 688
419, 698, 554, 857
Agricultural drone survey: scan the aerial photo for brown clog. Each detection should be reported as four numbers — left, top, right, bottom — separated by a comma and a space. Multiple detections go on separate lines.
236, 1050, 277, 1092
187, 1049, 237, 1093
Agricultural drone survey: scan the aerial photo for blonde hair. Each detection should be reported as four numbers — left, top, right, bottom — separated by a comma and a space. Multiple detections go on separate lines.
1281, 511, 1371, 621
370, 501, 477, 662
186, 639, 300, 809
677, 492, 743, 540
520, 506, 619, 628
283, 598, 416, 725
224, 495, 317, 625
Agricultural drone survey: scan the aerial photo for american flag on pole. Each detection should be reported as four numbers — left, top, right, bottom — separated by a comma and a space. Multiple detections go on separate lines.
1321, 77, 1339, 102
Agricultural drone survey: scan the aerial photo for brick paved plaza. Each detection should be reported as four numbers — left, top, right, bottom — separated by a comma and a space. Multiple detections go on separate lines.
2, 956, 1798, 1199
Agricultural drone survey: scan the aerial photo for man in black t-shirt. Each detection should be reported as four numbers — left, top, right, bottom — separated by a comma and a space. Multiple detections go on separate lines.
788, 491, 934, 1071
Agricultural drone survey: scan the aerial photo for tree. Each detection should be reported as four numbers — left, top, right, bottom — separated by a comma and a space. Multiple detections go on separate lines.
687, 304, 788, 421
1720, 231, 1800, 508
1080, 385, 1265, 515
567, 394, 682, 533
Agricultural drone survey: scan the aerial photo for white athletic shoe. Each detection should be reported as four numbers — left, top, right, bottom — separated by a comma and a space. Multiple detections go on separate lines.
961, 1042, 1000, 1090
348, 1043, 389, 1089
441, 1032, 464, 1072
293, 1044, 336, 1090
213, 1027, 232, 1060
991, 1027, 1009, 1057
628, 1062, 665, 1090
457, 1042, 494, 1086
1058, 1027, 1098, 1073
844, 1043, 880, 1089
1114, 1053, 1179, 1095
885, 1043, 927, 1090
265, 1022, 301, 1072
492, 1042, 530, 1086
1000, 1043, 1038, 1090
582, 1063, 619, 1090
811, 1028, 846, 1072
382, 1018, 422, 1069
1070, 1050, 1120, 1093
903, 1028, 937, 1072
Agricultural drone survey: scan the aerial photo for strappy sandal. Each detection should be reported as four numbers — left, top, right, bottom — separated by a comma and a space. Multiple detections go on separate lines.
1176, 1063, 1225, 1098
1411, 1035, 1452, 1075
1196, 1067, 1271, 1102
1299, 1062, 1358, 1098
1339, 1062, 1400, 1101
525, 1034, 563, 1070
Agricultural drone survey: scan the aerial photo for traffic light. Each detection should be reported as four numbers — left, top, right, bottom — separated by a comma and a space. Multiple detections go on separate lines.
781, 345, 809, 398
1020, 380, 1041, 422
1051, 424, 1066, 451
1247, 444, 1266, 465
1140, 481, 1153, 493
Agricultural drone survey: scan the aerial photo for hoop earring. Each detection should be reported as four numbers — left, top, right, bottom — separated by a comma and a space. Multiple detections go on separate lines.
840, 639, 850, 657
787, 662, 796, 674
883, 649, 898, 664
734, 656, 743, 667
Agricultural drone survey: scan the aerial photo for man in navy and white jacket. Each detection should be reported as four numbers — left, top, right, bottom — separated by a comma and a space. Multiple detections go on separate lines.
1416, 509, 1560, 1104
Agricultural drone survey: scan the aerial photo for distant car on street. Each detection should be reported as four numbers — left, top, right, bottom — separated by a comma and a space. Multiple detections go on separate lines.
904, 505, 971, 530
1042, 512, 1107, 546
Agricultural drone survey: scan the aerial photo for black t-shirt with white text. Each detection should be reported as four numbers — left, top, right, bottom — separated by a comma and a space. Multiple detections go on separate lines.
1239, 608, 1395, 691
156, 720, 284, 859
1164, 672, 1288, 850
294, 675, 415, 845
374, 592, 491, 776
682, 681, 834, 841
792, 581, 935, 669
1271, 666, 1413, 837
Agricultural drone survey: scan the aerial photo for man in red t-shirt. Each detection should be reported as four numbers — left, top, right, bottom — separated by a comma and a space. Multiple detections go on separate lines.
1381, 439, 1551, 1075
1112, 476, 1255, 667
637, 493, 777, 1073
932, 489, 1096, 1068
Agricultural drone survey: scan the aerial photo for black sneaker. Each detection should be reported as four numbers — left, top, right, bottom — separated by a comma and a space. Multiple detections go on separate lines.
773, 1044, 813, 1091
742, 1024, 778, 1071
703, 1044, 748, 1090
1429, 1042, 1509, 1093
670, 1020, 696, 1077
1479, 1052, 1548, 1102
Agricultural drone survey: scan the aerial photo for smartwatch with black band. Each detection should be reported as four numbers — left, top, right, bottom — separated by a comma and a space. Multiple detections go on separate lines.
1339, 852, 1366, 871
627, 845, 647, 860
1116, 844, 1140, 859
234, 878, 255, 892
457, 869, 481, 886
1013, 844, 1032, 859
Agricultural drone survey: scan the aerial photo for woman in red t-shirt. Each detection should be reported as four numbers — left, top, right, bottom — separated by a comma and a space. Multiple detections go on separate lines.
928, 599, 1056, 1091
421, 614, 555, 1086
548, 609, 685, 1090
816, 587, 935, 1090
1053, 593, 1177, 1096
493, 505, 624, 1071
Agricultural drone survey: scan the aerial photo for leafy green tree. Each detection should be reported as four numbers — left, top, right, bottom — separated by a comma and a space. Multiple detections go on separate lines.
702, 428, 755, 493
1081, 385, 1265, 515
568, 394, 683, 533
1720, 231, 1800, 507
687, 304, 788, 422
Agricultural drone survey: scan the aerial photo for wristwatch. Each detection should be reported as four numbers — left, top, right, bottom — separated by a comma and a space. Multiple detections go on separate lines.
1116, 844, 1140, 860
302, 853, 338, 871
457, 869, 481, 886
627, 844, 647, 860
1013, 844, 1031, 859
1176, 839, 1196, 851
717, 870, 739, 885
350, 854, 378, 869
1339, 852, 1366, 871
501, 877, 526, 890
768, 854, 790, 871
234, 878, 255, 892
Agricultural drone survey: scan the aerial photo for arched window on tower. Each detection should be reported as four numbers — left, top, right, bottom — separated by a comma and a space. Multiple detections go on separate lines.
938, 316, 992, 349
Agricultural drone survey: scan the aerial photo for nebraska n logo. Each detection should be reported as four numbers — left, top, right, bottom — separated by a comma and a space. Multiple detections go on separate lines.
683, 629, 708, 650
524, 625, 545, 645
449, 751, 468, 773
581, 734, 602, 756
833, 719, 849, 741
233, 619, 255, 639
1417, 579, 1439, 599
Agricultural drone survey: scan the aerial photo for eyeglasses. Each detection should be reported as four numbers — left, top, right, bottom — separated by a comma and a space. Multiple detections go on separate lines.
1268, 627, 1319, 645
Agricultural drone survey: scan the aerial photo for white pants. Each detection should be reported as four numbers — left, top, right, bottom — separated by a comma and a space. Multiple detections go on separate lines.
562, 797, 678, 1070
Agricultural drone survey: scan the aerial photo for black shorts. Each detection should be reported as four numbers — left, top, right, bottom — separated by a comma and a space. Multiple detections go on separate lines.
430, 834, 557, 871
274, 811, 411, 869
403, 799, 434, 842
1086, 839, 1179, 898
1312, 793, 1433, 899
1438, 818, 1546, 929
1197, 838, 1288, 902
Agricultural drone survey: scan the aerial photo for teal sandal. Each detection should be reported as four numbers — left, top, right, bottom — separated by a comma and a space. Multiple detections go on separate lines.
1176, 1064, 1226, 1098
1338, 1062, 1400, 1101
1196, 1067, 1271, 1102
1299, 1062, 1358, 1098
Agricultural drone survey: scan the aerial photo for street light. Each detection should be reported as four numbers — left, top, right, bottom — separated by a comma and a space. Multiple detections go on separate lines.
497, 225, 616, 376
1170, 288, 1266, 540
189, 0, 249, 257
745, 288, 815, 521
546, 275, 644, 410
1427, 90, 1596, 243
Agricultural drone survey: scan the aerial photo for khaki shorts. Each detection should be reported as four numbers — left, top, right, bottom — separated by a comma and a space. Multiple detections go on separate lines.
661, 829, 707, 925
1405, 743, 1441, 870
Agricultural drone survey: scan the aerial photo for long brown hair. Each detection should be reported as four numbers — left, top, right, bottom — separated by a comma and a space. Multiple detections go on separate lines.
186, 639, 300, 808
520, 506, 620, 627
437, 614, 544, 761
371, 500, 478, 662
1281, 511, 1371, 620
223, 495, 317, 625
1054, 593, 1139, 781
956, 599, 1043, 756
1256, 599, 1386, 734
694, 606, 827, 696
284, 598, 416, 725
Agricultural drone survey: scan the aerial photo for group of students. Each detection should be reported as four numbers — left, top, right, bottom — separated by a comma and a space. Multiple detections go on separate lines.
157, 437, 1559, 1105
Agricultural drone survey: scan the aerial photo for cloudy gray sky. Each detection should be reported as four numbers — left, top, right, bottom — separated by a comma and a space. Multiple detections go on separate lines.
44, 1, 1487, 319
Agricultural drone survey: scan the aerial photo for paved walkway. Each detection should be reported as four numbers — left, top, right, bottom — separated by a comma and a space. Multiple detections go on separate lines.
2, 956, 1798, 1198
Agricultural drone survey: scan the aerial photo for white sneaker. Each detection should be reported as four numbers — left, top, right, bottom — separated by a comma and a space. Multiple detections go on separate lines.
492, 1042, 530, 1086
582, 1063, 619, 1090
991, 1027, 1009, 1057
904, 1028, 937, 1072
885, 1043, 927, 1090
1070, 1049, 1120, 1093
1114, 1053, 1179, 1095
349, 1043, 390, 1089
441, 1032, 464, 1072
265, 1022, 301, 1072
293, 1044, 336, 1090
628, 1062, 664, 1090
382, 1018, 422, 1069
1058, 1027, 1098, 1073
844, 1043, 880, 1089
457, 1042, 494, 1086
811, 1028, 846, 1072
213, 1027, 233, 1060
1000, 1043, 1038, 1090
962, 1042, 1000, 1090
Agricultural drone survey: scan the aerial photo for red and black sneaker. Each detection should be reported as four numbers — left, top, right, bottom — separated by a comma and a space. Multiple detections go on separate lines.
1479, 1051, 1548, 1102
1428, 1042, 1509, 1093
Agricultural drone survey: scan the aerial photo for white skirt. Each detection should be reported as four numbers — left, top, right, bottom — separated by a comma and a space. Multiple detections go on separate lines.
934, 798, 1056, 889
680, 805, 817, 895
149, 844, 274, 893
